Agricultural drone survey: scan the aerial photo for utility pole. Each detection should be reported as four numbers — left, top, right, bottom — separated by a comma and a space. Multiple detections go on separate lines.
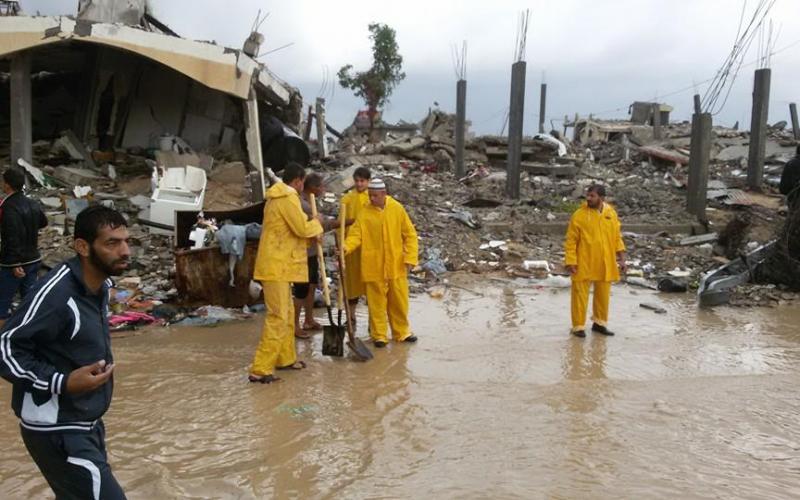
10, 52, 32, 169
538, 82, 546, 134
455, 79, 467, 177
747, 68, 771, 190
651, 103, 662, 140
506, 61, 526, 199
687, 94, 712, 221
315, 97, 328, 158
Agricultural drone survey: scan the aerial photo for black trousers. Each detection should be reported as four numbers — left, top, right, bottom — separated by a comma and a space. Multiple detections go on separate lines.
21, 420, 125, 500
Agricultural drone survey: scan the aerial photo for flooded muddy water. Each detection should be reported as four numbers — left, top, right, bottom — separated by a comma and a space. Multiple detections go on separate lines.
2, 280, 800, 498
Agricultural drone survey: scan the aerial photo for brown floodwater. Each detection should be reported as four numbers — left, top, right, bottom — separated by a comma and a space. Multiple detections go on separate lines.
1, 279, 800, 499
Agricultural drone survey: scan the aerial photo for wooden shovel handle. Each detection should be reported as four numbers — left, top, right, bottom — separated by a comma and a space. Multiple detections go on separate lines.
338, 204, 356, 343
309, 193, 331, 307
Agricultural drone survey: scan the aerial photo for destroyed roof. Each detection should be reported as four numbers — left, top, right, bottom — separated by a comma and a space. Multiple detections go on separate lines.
0, 15, 295, 105
573, 119, 638, 133
630, 101, 674, 113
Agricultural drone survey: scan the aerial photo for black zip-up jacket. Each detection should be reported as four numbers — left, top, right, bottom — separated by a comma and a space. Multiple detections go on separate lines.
0, 257, 114, 433
0, 191, 48, 267
780, 156, 800, 209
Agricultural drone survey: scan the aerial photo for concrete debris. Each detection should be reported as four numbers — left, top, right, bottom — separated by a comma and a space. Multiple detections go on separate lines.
2, 9, 797, 316
639, 303, 667, 314
53, 167, 105, 189
16, 158, 50, 187
679, 233, 719, 246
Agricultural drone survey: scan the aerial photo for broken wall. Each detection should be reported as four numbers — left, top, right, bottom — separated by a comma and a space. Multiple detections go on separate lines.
1, 42, 247, 158
120, 64, 186, 148
181, 82, 243, 153
77, 0, 146, 25
0, 72, 81, 144
66, 45, 245, 153
111, 58, 243, 153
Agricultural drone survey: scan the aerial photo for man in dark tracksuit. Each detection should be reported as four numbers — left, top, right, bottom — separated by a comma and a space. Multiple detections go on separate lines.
0, 205, 131, 499
780, 145, 800, 212
0, 168, 48, 324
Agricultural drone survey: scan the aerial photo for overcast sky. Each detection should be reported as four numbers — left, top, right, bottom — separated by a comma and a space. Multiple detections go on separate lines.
19, 0, 800, 135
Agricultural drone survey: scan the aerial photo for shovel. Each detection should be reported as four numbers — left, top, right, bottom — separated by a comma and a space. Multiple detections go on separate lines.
337, 205, 373, 361
309, 194, 344, 357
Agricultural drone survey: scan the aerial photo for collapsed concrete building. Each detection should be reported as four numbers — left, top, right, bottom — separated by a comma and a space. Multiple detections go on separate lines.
0, 2, 316, 307
0, 1, 304, 200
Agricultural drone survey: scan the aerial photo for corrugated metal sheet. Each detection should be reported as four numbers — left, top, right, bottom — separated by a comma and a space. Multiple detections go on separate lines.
722, 190, 782, 209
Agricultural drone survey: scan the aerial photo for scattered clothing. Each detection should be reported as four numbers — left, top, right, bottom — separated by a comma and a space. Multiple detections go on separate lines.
216, 224, 248, 260
108, 311, 158, 328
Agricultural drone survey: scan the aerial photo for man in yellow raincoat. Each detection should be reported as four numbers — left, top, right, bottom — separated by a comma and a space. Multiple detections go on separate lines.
564, 184, 626, 338
249, 163, 323, 383
340, 166, 371, 328
343, 178, 418, 347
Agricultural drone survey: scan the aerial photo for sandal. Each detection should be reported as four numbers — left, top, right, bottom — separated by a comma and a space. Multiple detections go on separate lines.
277, 360, 307, 371
294, 329, 312, 339
248, 374, 281, 384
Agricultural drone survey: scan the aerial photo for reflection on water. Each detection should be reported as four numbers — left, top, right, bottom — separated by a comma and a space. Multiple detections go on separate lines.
499, 286, 522, 328
1, 281, 800, 498
564, 336, 608, 382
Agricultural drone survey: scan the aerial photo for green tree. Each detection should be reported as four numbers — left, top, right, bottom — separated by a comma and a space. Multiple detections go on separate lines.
338, 23, 406, 130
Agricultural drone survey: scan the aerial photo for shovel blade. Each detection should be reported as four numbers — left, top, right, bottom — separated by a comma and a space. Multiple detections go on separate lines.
347, 337, 374, 361
322, 325, 345, 357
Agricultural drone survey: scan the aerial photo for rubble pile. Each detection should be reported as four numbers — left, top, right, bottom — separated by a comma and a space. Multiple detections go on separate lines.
335, 109, 568, 174
314, 111, 797, 303
1, 104, 797, 314
2, 130, 262, 317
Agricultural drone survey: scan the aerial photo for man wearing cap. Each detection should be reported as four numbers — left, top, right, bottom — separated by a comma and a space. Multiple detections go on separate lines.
343, 178, 419, 348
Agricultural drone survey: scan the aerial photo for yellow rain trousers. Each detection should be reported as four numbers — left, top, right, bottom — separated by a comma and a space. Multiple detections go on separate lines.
341, 189, 369, 299
250, 282, 296, 375
344, 196, 418, 342
365, 277, 411, 343
570, 280, 611, 330
250, 182, 323, 376
564, 202, 625, 332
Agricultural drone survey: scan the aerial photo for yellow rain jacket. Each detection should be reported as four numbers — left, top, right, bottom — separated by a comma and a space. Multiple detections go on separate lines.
344, 196, 419, 282
341, 189, 369, 297
564, 201, 625, 282
253, 182, 323, 282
